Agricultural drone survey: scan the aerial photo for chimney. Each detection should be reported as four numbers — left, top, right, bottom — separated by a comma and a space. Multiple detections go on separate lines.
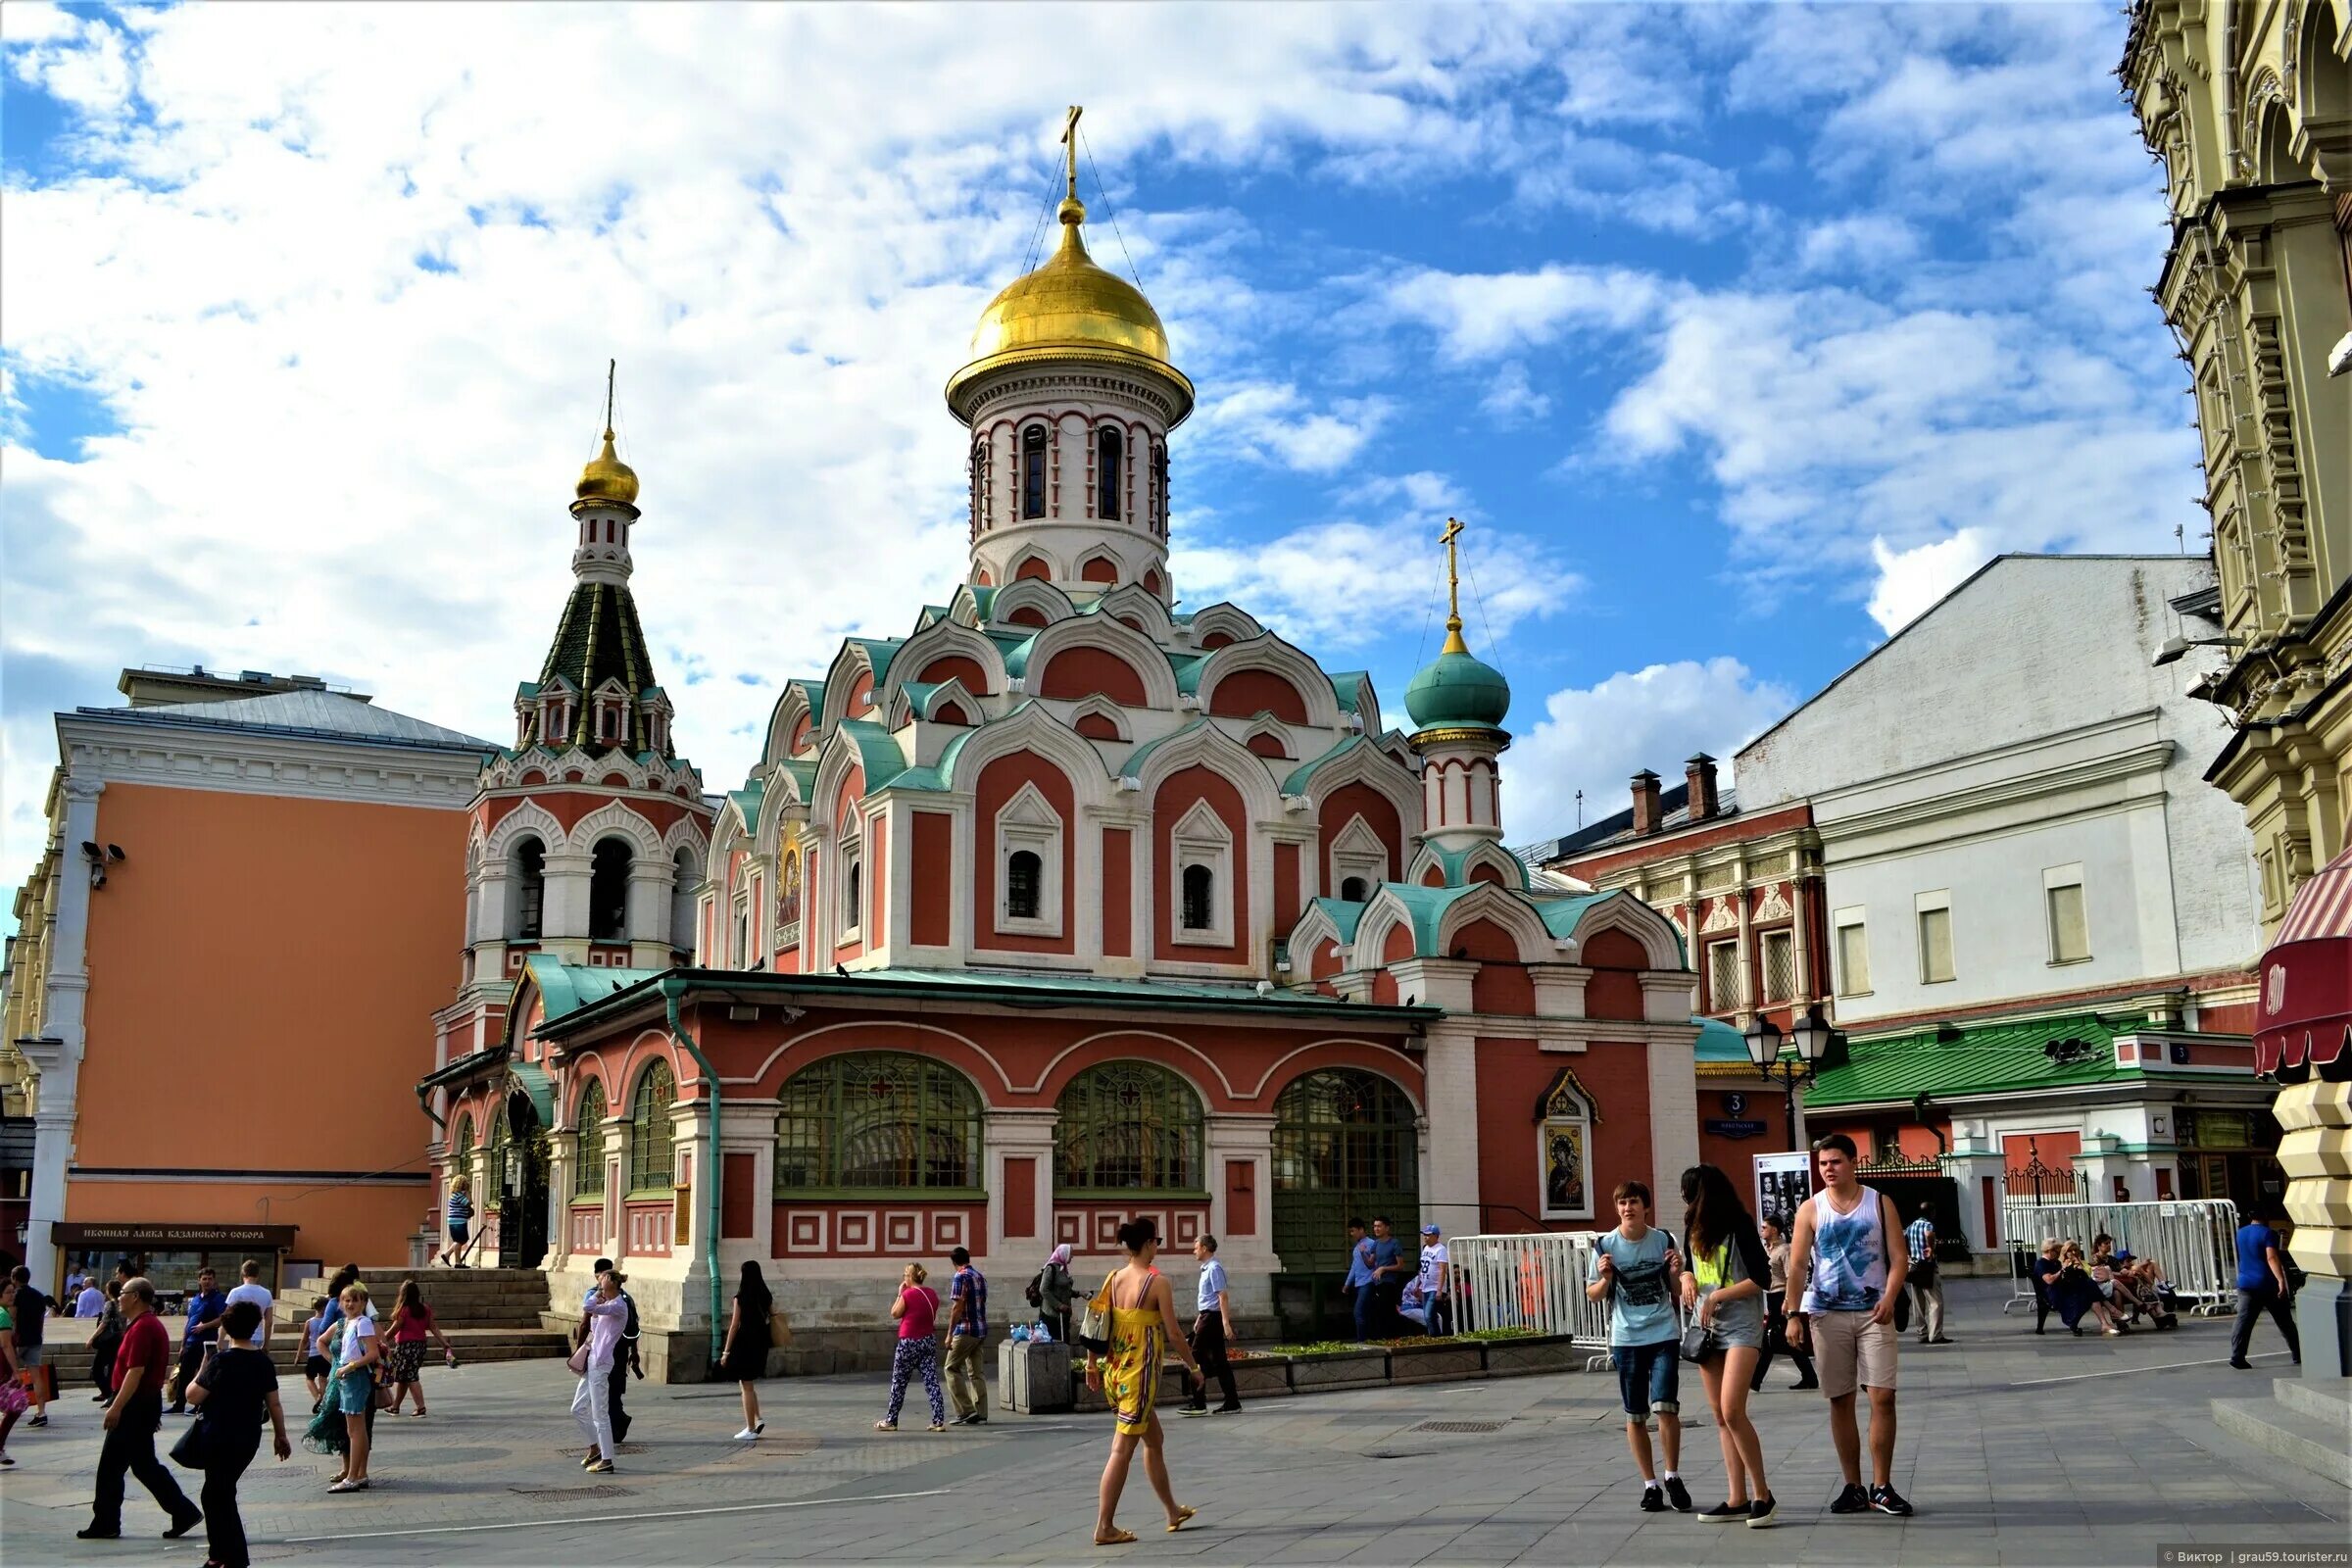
1686, 753, 1720, 822
1631, 770, 1664, 836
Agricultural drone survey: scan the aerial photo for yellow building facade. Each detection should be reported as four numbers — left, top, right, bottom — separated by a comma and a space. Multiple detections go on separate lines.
2126, 0, 2352, 929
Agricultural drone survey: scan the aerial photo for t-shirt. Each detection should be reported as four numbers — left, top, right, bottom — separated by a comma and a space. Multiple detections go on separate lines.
448, 1191, 473, 1226
303, 1316, 328, 1358
391, 1303, 435, 1343
1368, 1236, 1403, 1282
117, 1311, 172, 1400
337, 1312, 377, 1372
75, 1286, 106, 1318
1590, 1227, 1678, 1347
183, 1287, 228, 1347
1196, 1258, 1229, 1314
12, 1285, 48, 1347
898, 1284, 939, 1340
1344, 1238, 1374, 1289
224, 1282, 274, 1348
195, 1346, 279, 1432
1904, 1217, 1935, 1263
1416, 1241, 1449, 1296
2236, 1222, 2280, 1291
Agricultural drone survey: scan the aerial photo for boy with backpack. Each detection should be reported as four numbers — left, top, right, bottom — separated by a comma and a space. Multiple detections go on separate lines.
1587, 1180, 1690, 1513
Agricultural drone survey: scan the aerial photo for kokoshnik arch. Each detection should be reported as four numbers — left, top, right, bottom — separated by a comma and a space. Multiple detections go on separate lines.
422, 114, 1705, 1376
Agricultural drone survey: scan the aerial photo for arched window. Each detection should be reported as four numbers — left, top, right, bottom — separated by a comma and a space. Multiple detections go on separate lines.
844, 854, 863, 934
1340, 876, 1369, 903
1054, 1060, 1203, 1192
1181, 863, 1213, 931
1098, 426, 1123, 519
776, 1054, 983, 1193
1271, 1068, 1420, 1270
451, 1112, 475, 1171
1022, 425, 1048, 519
628, 1062, 676, 1193
511, 837, 546, 940
573, 1080, 608, 1197
1006, 850, 1043, 920
589, 837, 631, 942
1150, 440, 1168, 533
777, 851, 803, 945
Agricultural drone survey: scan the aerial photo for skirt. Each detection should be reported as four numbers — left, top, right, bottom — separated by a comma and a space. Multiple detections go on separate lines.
388, 1342, 427, 1383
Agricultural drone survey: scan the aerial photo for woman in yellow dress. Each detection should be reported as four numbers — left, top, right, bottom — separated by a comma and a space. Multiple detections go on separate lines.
1083, 1216, 1201, 1545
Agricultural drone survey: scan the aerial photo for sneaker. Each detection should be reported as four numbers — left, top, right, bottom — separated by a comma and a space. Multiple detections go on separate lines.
1789, 1377, 1819, 1391
1663, 1476, 1693, 1513
1212, 1403, 1243, 1415
733, 1427, 760, 1441
586, 1459, 615, 1475
1179, 1404, 1209, 1418
1697, 1501, 1747, 1522
26, 1414, 46, 1428
1869, 1485, 1913, 1517
1928, 1336, 1954, 1345
2229, 1358, 2254, 1370
1639, 1485, 1666, 1513
75, 1527, 122, 1540
0, 1452, 13, 1468
1747, 1494, 1779, 1529
164, 1511, 204, 1539
1830, 1483, 1871, 1515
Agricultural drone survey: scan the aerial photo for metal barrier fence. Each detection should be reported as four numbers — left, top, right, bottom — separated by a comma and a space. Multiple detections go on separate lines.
1448, 1231, 1613, 1349
1998, 1197, 2241, 1315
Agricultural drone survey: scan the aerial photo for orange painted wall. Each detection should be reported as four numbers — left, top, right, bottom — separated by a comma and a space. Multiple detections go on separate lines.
73, 782, 467, 1259
1318, 783, 1403, 891
1272, 842, 1301, 935
1102, 827, 1133, 957
1583, 929, 1646, 1020
915, 656, 992, 695
1474, 1037, 1653, 1225
909, 811, 954, 946
1206, 668, 1308, 724
1038, 646, 1148, 707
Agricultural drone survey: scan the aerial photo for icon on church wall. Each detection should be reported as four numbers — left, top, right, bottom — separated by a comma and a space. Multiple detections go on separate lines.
1544, 1124, 1586, 1215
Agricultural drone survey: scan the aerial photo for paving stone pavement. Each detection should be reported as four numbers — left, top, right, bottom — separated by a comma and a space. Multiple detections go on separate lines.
0, 1282, 2340, 1567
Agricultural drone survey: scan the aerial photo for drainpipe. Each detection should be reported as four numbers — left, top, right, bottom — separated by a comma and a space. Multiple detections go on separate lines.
661, 976, 724, 1365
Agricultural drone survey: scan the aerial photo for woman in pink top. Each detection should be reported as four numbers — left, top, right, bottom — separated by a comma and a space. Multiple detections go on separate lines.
875, 1263, 946, 1433
385, 1279, 458, 1418
571, 1271, 630, 1472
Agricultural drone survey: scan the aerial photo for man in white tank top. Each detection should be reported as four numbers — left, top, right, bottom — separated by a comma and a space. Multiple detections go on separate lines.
1784, 1134, 1913, 1517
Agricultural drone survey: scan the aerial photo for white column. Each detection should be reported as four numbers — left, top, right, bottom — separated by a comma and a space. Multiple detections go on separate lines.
1644, 1022, 1701, 1213
716, 1101, 778, 1272
23, 777, 103, 1282
1204, 1111, 1277, 1314
542, 852, 593, 958
627, 861, 674, 967
985, 1107, 1058, 1265
1420, 1020, 1482, 1241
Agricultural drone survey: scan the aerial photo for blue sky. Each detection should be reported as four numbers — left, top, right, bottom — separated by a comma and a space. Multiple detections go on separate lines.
0, 2, 2198, 907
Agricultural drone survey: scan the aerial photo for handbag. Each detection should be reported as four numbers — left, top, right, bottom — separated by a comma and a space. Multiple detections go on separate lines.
169, 1414, 214, 1471
1077, 1274, 1114, 1356
769, 1308, 794, 1348
1677, 1317, 1716, 1364
566, 1344, 592, 1377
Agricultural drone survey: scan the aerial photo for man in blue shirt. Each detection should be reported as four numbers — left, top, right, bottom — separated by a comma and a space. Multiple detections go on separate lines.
1180, 1235, 1242, 1415
1364, 1217, 1407, 1340
945, 1248, 989, 1426
2229, 1209, 2301, 1369
1343, 1218, 1375, 1340
165, 1267, 227, 1415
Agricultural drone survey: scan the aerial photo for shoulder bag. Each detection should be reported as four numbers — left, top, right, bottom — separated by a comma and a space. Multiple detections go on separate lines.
1077, 1273, 1115, 1355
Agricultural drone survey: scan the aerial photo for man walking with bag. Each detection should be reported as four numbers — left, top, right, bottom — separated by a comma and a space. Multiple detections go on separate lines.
79, 1278, 202, 1541
1904, 1205, 1949, 1346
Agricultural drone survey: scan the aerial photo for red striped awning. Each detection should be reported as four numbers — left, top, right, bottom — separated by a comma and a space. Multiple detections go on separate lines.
2255, 843, 2352, 1074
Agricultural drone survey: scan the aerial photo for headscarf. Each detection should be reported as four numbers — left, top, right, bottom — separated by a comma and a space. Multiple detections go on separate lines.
1047, 1244, 1073, 1270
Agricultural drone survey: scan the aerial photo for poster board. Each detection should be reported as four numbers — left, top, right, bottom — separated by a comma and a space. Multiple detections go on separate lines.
1753, 1151, 1813, 1237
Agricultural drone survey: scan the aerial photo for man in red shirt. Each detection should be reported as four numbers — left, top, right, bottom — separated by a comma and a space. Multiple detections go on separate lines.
79, 1277, 202, 1541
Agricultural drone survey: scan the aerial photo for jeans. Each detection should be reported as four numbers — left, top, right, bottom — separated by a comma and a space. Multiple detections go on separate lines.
1753, 1304, 1816, 1389
1351, 1283, 1374, 1340
89, 1396, 196, 1532
945, 1334, 989, 1420
570, 1362, 615, 1457
2230, 1285, 2301, 1363
607, 1357, 631, 1443
1612, 1340, 1680, 1419
885, 1338, 944, 1426
1185, 1312, 1239, 1409
203, 1426, 262, 1568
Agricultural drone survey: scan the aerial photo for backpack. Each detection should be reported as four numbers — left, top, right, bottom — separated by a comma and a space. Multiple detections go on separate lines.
1024, 1269, 1045, 1309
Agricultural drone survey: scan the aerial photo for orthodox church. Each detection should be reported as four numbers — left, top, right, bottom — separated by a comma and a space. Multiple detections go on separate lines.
424, 126, 1700, 1372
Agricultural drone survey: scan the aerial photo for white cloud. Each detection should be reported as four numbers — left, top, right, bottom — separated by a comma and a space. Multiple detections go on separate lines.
1192, 383, 1392, 474
1479, 362, 1551, 424
1795, 215, 1923, 275
1506, 658, 1796, 843
1865, 527, 1995, 634
1382, 264, 1667, 363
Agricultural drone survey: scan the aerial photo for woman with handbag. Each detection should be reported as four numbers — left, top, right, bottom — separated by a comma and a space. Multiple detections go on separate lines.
875, 1263, 946, 1433
0, 1278, 30, 1466
1035, 1244, 1076, 1345
1084, 1216, 1201, 1546
1678, 1164, 1776, 1528
571, 1270, 630, 1472
182, 1299, 292, 1568
304, 1282, 379, 1493
714, 1261, 772, 1443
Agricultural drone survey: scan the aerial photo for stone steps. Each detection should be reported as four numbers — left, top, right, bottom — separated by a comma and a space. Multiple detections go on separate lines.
37, 1327, 576, 1383
2210, 1387, 2352, 1489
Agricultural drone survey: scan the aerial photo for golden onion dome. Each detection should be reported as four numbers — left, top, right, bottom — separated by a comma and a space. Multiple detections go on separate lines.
947, 197, 1193, 423
573, 428, 639, 509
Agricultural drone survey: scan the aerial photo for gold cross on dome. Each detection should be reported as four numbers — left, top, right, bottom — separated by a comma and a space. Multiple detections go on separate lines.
1061, 105, 1084, 202
1440, 516, 1468, 654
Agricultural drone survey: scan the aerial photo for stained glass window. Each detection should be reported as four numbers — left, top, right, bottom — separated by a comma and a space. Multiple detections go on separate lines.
573, 1080, 607, 1198
1054, 1061, 1203, 1193
775, 1054, 982, 1192
628, 1061, 675, 1193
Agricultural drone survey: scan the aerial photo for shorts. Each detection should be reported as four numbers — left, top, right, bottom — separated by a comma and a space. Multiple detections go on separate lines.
1811, 1309, 1897, 1397
448, 1222, 470, 1243
16, 1344, 43, 1370
306, 1354, 332, 1380
1612, 1339, 1680, 1419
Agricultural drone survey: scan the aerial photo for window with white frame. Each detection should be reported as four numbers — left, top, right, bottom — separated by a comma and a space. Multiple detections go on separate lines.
1916, 891, 1954, 984
1834, 908, 1870, 997
1169, 799, 1234, 947
2044, 866, 2089, 964
1706, 937, 1742, 1012
1328, 815, 1388, 905
1537, 1068, 1595, 1221
839, 835, 863, 941
1761, 928, 1795, 1003
994, 783, 1064, 937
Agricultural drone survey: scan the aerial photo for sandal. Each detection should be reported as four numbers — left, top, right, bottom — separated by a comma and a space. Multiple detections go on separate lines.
928, 1421, 946, 1433
1167, 1506, 1198, 1533
873, 1421, 896, 1432
1095, 1529, 1139, 1546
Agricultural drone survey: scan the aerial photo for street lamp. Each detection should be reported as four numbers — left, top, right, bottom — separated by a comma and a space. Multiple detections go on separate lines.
1745, 1002, 1846, 1151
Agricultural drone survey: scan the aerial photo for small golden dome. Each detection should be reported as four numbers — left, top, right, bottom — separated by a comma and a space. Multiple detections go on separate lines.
574, 428, 639, 509
947, 198, 1193, 422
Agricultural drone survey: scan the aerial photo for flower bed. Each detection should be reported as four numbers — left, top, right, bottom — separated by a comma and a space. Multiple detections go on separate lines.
1043, 1331, 1590, 1414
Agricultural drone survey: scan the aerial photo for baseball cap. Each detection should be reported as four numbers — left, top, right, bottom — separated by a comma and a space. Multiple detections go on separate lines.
1420, 1223, 1441, 1235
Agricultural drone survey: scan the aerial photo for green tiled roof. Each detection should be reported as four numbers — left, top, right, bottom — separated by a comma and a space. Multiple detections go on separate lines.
834, 719, 909, 794
1694, 1015, 1748, 1066
1804, 1011, 2134, 1108
1308, 896, 1368, 944
1281, 734, 1371, 795
529, 579, 669, 757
